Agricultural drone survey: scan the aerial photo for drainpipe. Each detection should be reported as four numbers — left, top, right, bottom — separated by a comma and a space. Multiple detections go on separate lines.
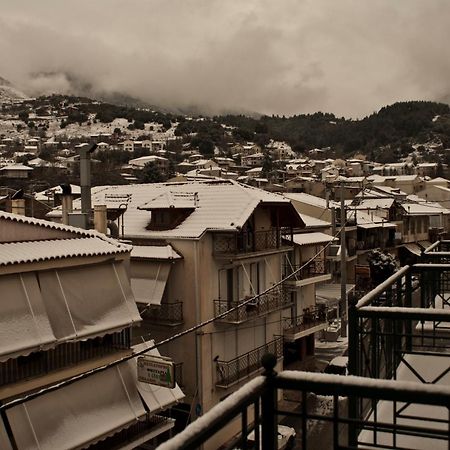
194, 239, 203, 436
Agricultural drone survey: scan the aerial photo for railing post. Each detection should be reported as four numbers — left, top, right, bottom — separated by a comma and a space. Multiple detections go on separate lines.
405, 270, 412, 352
347, 293, 359, 448
261, 354, 277, 450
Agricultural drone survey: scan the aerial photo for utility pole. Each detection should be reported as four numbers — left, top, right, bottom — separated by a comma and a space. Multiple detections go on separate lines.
340, 181, 347, 337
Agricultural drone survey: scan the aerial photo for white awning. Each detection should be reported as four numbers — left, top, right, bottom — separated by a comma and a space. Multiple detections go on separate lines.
0, 273, 56, 362
131, 245, 182, 260
38, 262, 141, 341
357, 222, 397, 229
290, 232, 337, 246
403, 243, 422, 256
131, 262, 171, 305
4, 363, 146, 450
316, 284, 355, 305
132, 342, 185, 413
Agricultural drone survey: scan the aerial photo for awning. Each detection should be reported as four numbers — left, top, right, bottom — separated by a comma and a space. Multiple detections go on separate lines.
131, 245, 182, 260
131, 262, 171, 305
403, 243, 422, 256
289, 232, 337, 246
0, 262, 141, 361
316, 284, 355, 306
132, 342, 185, 413
0, 273, 56, 362
38, 262, 141, 342
3, 363, 146, 450
357, 222, 397, 229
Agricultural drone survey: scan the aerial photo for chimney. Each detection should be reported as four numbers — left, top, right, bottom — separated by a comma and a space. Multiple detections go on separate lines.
78, 143, 97, 229
93, 205, 107, 234
11, 199, 26, 216
60, 184, 73, 225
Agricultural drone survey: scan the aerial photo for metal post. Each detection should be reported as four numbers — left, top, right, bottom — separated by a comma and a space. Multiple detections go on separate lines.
261, 354, 277, 450
347, 294, 359, 447
340, 182, 347, 337
405, 270, 412, 352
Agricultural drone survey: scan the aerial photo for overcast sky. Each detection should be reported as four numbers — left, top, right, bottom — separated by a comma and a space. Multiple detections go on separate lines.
1, 1, 449, 117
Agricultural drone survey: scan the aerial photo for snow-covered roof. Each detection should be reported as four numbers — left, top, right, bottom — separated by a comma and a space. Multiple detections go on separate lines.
284, 192, 335, 209
49, 180, 303, 240
290, 232, 336, 246
355, 198, 395, 210
0, 164, 33, 171
131, 245, 182, 260
299, 213, 331, 228
402, 203, 450, 215
0, 237, 130, 267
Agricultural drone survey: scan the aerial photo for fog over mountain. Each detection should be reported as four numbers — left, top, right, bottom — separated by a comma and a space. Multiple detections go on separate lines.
1, 1, 449, 117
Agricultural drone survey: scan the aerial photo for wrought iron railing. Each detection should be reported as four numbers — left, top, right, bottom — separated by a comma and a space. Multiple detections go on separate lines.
142, 302, 183, 325
214, 290, 291, 324
282, 259, 328, 280
158, 356, 450, 450
92, 413, 174, 449
215, 337, 283, 388
348, 259, 450, 421
283, 306, 328, 336
423, 239, 450, 263
213, 228, 292, 256
0, 328, 131, 387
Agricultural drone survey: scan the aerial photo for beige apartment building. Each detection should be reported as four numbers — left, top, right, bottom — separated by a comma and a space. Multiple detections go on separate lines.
49, 179, 309, 448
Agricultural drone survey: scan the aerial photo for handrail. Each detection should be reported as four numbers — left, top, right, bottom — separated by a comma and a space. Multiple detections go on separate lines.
355, 265, 410, 308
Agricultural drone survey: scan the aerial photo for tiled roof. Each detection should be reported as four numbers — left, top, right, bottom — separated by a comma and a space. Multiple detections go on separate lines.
0, 237, 130, 267
49, 180, 299, 239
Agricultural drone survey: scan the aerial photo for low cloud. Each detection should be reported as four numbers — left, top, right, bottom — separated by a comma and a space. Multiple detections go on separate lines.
1, 0, 449, 117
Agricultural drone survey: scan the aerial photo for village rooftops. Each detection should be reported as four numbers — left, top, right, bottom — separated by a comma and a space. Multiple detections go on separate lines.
48, 180, 303, 240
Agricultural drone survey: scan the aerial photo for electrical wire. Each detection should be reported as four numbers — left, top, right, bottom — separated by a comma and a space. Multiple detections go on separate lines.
0, 218, 350, 412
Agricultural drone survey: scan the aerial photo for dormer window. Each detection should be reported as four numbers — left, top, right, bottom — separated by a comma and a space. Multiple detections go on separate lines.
139, 191, 198, 231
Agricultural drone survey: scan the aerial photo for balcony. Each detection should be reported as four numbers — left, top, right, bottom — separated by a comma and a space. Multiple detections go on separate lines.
215, 337, 283, 388
283, 306, 329, 341
213, 228, 292, 258
90, 414, 175, 450
283, 259, 331, 287
214, 290, 292, 324
160, 358, 450, 450
141, 302, 183, 326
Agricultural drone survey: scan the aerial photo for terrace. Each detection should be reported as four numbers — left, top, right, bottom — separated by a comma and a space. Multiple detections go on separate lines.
158, 242, 450, 450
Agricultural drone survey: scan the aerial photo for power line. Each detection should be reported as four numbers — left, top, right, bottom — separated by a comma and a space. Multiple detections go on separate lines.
0, 221, 348, 412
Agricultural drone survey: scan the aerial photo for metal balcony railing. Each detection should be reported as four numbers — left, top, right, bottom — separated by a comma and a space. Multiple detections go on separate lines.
91, 414, 174, 450
283, 259, 328, 280
348, 255, 450, 421
142, 302, 183, 326
213, 228, 292, 256
214, 290, 291, 324
0, 328, 131, 387
158, 357, 450, 450
283, 306, 328, 338
215, 337, 283, 388
423, 239, 450, 263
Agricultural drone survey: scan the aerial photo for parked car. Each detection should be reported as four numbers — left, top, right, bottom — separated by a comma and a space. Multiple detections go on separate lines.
236, 425, 296, 449
324, 356, 348, 375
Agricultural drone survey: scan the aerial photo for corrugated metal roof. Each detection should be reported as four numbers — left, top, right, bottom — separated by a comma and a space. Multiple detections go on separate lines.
49, 180, 300, 239
0, 237, 130, 266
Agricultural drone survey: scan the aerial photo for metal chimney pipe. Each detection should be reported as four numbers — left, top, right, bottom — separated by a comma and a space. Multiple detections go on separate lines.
60, 184, 73, 225
79, 143, 97, 225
